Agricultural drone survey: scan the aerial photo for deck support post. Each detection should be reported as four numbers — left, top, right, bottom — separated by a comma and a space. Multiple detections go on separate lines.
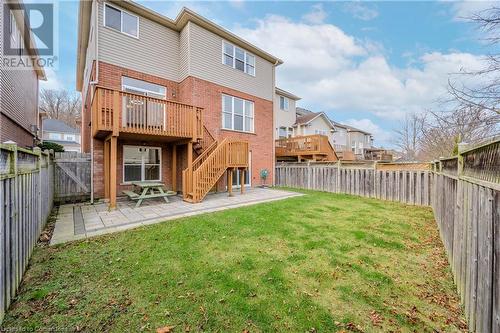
240, 169, 245, 194
104, 139, 110, 199
172, 144, 177, 192
109, 136, 117, 209
187, 142, 193, 170
228, 169, 233, 197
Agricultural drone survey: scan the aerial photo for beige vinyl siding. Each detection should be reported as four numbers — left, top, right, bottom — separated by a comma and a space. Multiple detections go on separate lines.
0, 3, 38, 138
179, 24, 190, 81
307, 116, 334, 146
274, 93, 296, 138
97, 1, 180, 82
82, 0, 97, 100
186, 22, 274, 101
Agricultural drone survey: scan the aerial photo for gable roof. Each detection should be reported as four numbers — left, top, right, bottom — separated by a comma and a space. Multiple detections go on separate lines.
294, 111, 335, 129
43, 119, 80, 134
76, 1, 283, 91
275, 87, 301, 101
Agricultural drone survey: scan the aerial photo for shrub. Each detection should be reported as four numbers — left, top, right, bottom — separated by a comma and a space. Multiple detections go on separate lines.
38, 141, 64, 152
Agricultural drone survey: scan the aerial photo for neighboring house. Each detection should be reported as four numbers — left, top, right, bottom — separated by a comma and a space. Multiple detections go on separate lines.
42, 119, 81, 152
345, 126, 373, 158
274, 87, 300, 139
76, 1, 282, 207
293, 107, 335, 145
0, 0, 46, 147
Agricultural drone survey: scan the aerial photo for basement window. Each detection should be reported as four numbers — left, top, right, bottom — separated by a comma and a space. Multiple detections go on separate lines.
123, 146, 161, 183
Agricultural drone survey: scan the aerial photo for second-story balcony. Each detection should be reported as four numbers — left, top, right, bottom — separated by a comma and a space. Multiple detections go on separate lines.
91, 86, 203, 141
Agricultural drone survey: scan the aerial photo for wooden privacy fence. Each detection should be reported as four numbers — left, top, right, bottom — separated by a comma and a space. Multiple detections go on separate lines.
275, 138, 500, 333
275, 161, 433, 206
53, 152, 91, 203
431, 139, 500, 333
0, 143, 54, 322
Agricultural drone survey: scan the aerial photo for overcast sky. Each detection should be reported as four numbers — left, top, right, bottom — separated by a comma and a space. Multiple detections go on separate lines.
47, 1, 496, 148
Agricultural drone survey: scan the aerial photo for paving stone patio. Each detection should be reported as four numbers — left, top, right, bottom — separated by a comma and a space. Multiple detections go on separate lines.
51, 188, 302, 245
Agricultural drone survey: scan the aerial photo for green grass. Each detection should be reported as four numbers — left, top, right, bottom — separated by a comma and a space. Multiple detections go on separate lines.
4, 189, 466, 332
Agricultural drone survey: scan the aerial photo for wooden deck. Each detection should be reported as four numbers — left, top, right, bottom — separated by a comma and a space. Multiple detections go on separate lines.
91, 86, 203, 141
275, 135, 338, 162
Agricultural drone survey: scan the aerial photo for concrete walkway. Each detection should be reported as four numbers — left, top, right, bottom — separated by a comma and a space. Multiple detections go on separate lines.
51, 188, 302, 245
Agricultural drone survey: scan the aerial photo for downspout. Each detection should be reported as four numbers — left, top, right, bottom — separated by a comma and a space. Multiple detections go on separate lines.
89, 0, 99, 203
272, 59, 279, 187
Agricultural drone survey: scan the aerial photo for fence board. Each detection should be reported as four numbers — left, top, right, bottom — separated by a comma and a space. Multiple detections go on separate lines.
0, 145, 54, 322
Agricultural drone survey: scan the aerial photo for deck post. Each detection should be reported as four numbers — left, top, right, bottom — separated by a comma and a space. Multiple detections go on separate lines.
240, 169, 245, 194
172, 144, 177, 192
187, 142, 193, 170
228, 169, 233, 197
109, 136, 117, 209
104, 139, 110, 199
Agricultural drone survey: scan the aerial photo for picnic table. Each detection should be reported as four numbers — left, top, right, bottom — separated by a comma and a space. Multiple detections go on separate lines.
123, 182, 176, 208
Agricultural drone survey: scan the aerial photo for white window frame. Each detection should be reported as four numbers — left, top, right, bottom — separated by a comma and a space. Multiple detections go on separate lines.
279, 96, 289, 111
221, 94, 254, 133
121, 77, 166, 99
221, 41, 256, 77
104, 3, 139, 39
123, 145, 162, 183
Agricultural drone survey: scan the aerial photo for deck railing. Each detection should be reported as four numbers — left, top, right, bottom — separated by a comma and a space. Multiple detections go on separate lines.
275, 135, 337, 161
92, 86, 203, 140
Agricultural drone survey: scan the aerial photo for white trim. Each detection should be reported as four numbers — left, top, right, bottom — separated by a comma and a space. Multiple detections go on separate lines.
123, 145, 162, 183
221, 40, 256, 77
121, 76, 167, 98
279, 96, 289, 111
104, 2, 139, 39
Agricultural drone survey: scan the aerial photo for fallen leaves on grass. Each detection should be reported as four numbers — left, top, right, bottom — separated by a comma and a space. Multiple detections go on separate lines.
156, 325, 175, 333
369, 310, 383, 327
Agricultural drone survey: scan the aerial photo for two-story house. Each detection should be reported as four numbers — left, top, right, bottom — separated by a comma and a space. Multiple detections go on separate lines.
346, 126, 373, 158
274, 87, 300, 139
42, 119, 82, 152
76, 1, 282, 207
0, 0, 46, 147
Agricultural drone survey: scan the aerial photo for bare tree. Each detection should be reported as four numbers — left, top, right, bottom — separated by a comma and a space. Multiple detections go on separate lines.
448, 6, 500, 119
39, 89, 81, 127
393, 112, 425, 161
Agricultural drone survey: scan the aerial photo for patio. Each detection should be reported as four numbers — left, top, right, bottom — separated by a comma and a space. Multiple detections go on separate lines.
50, 188, 302, 245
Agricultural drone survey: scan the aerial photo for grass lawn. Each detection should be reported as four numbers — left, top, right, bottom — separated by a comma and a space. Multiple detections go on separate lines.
4, 189, 466, 332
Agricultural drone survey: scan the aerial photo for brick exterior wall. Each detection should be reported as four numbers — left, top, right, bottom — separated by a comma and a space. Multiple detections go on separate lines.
0, 113, 35, 147
84, 62, 274, 199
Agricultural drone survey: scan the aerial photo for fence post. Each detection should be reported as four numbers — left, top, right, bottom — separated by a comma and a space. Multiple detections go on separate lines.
336, 160, 341, 193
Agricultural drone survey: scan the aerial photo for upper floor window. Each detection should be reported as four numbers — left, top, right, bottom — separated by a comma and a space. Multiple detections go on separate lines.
222, 94, 254, 133
104, 3, 139, 38
279, 96, 289, 111
222, 41, 255, 76
315, 129, 328, 136
48, 132, 61, 140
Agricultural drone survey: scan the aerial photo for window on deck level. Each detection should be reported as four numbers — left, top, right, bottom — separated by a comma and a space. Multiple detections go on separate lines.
222, 94, 254, 133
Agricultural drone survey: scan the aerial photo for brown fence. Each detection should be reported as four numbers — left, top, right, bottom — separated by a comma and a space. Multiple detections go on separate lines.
53, 152, 91, 203
0, 143, 54, 322
275, 137, 500, 333
431, 140, 500, 333
275, 161, 432, 206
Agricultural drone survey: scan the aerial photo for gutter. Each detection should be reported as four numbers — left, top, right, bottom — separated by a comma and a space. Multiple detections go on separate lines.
89, 0, 99, 203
